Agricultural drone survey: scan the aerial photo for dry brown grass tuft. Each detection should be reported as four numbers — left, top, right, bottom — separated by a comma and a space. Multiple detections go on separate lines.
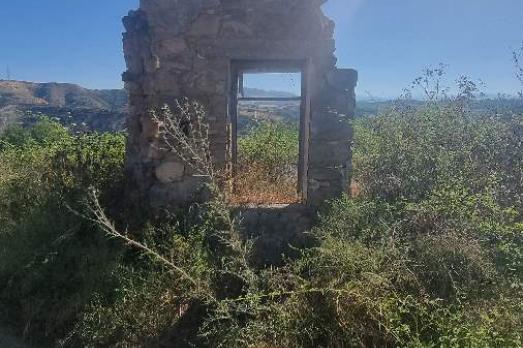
229, 161, 299, 205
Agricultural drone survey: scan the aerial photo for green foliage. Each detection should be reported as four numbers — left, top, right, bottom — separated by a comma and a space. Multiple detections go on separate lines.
0, 117, 70, 148
198, 190, 521, 347
235, 120, 300, 202
239, 120, 299, 168
273, 190, 522, 347
1, 89, 522, 348
262, 82, 523, 346
0, 119, 126, 346
353, 103, 523, 209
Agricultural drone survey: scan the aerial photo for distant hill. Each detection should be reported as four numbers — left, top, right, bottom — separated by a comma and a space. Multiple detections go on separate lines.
0, 80, 127, 111
0, 80, 128, 133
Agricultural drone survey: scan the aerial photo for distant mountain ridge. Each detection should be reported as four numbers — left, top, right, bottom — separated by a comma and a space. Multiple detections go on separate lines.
241, 87, 297, 98
0, 80, 128, 133
0, 80, 127, 111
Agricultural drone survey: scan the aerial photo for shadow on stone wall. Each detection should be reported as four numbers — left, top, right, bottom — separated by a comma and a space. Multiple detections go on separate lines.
233, 203, 319, 267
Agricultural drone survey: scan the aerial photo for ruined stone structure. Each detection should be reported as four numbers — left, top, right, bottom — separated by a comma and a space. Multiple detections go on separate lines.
123, 0, 357, 209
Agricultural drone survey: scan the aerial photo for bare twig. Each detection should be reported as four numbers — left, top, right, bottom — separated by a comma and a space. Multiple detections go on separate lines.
411, 63, 450, 102
86, 189, 198, 287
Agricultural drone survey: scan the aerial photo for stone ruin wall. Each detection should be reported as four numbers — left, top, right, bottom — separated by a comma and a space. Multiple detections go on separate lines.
123, 0, 357, 209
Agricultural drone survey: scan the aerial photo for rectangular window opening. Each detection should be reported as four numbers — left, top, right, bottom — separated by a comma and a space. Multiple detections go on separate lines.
229, 62, 309, 205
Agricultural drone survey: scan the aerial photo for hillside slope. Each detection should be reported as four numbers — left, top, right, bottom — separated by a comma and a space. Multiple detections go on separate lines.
0, 80, 127, 110
0, 80, 128, 133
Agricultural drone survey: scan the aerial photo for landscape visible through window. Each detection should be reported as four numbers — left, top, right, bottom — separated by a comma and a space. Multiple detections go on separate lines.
232, 72, 302, 204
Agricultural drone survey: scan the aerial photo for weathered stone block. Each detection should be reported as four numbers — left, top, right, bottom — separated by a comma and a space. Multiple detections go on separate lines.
140, 117, 160, 139
156, 37, 188, 56
188, 14, 221, 37
309, 141, 351, 166
308, 166, 347, 182
221, 20, 253, 37
310, 112, 352, 141
155, 161, 185, 183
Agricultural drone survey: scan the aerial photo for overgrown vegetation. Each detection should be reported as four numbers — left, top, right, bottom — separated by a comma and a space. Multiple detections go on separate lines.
234, 121, 300, 203
0, 65, 522, 347
0, 118, 126, 345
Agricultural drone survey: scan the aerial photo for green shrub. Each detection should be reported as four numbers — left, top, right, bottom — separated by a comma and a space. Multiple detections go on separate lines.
239, 120, 299, 170
0, 119, 127, 346
197, 83, 523, 346
353, 103, 523, 210
0, 117, 70, 148
256, 88, 523, 346
254, 191, 522, 347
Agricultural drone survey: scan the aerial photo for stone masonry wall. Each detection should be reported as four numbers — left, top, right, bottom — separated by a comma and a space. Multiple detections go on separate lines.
123, 0, 357, 208
234, 203, 316, 267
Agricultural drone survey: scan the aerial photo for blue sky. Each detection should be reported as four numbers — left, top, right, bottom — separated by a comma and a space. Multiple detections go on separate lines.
0, 0, 522, 98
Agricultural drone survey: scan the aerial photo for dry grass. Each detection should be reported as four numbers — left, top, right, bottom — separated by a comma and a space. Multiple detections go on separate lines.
228, 161, 300, 204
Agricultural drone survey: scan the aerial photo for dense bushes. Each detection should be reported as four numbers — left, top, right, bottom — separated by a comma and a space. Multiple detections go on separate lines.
286, 94, 523, 346
353, 102, 523, 209
208, 96, 523, 346
0, 119, 126, 346
1, 90, 522, 348
288, 192, 522, 347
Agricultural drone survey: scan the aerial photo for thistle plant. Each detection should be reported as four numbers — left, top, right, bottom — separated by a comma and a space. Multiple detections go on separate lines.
152, 98, 216, 182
